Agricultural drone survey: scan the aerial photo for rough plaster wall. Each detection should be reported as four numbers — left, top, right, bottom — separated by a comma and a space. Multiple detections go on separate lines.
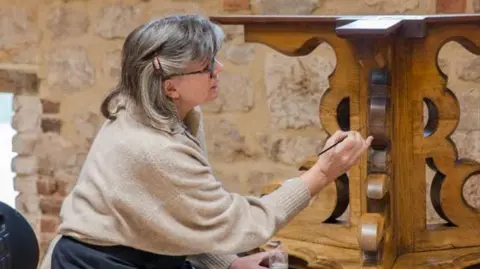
0, 0, 478, 257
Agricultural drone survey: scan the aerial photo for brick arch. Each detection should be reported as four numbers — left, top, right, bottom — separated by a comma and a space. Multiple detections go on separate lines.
0, 64, 67, 258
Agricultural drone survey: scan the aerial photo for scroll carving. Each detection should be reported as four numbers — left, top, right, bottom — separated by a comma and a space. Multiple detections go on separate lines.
368, 69, 391, 150
256, 26, 362, 250
359, 68, 392, 267
211, 14, 480, 269
410, 24, 480, 252
422, 30, 480, 229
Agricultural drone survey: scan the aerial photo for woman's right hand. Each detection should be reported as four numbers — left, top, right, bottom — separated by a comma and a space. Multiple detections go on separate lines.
317, 130, 373, 181
300, 130, 373, 196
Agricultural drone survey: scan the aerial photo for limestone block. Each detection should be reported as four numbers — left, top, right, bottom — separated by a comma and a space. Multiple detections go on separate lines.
225, 44, 255, 65
13, 95, 42, 114
257, 132, 327, 165
203, 118, 255, 162
245, 171, 275, 196
46, 6, 89, 40
36, 176, 58, 196
0, 71, 38, 94
455, 87, 480, 131
215, 170, 247, 194
436, 0, 466, 13
15, 193, 40, 214
104, 48, 122, 79
264, 47, 335, 129
45, 46, 95, 93
451, 130, 480, 162
149, 2, 203, 19
458, 57, 480, 83
54, 170, 77, 196
425, 165, 446, 224
438, 41, 470, 79
223, 0, 250, 11
11, 48, 39, 65
463, 174, 480, 209
0, 7, 40, 49
364, 0, 419, 13
11, 155, 38, 175
221, 25, 244, 42
12, 132, 38, 155
74, 111, 103, 145
14, 175, 38, 195
201, 72, 253, 113
11, 96, 41, 132
34, 133, 78, 176
95, 3, 143, 39
39, 196, 63, 215
437, 56, 450, 73
474, 0, 480, 12
318, 0, 433, 15
40, 215, 60, 233
252, 0, 318, 14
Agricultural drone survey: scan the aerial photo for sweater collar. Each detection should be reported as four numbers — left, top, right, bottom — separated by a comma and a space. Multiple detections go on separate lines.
182, 106, 202, 136
121, 99, 202, 136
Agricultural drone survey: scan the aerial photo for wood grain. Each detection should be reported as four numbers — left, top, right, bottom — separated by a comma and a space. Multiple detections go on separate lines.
212, 14, 480, 269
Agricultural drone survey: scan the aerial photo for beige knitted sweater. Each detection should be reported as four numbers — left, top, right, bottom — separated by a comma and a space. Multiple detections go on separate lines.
39, 106, 312, 269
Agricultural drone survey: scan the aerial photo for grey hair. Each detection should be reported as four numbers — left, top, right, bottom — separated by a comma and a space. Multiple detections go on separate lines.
100, 14, 224, 130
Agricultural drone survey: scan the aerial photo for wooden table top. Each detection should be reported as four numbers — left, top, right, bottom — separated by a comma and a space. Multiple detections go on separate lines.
210, 14, 480, 24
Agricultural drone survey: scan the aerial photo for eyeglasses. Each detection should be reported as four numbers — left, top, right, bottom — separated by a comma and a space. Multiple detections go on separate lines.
163, 57, 216, 80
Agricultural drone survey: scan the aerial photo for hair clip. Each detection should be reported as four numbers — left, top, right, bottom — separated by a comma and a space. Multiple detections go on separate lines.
152, 56, 163, 75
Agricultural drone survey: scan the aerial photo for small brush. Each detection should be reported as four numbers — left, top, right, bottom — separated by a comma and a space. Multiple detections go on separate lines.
317, 128, 365, 157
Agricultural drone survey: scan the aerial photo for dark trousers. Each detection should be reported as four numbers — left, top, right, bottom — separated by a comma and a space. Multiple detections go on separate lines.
52, 236, 192, 269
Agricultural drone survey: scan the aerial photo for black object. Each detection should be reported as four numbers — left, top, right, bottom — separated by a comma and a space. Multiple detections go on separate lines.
0, 201, 39, 269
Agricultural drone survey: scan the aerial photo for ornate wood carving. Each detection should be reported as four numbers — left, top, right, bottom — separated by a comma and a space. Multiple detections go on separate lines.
409, 25, 480, 252
210, 14, 480, 269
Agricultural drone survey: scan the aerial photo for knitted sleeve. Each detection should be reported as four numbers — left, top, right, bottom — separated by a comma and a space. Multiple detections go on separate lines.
109, 140, 312, 256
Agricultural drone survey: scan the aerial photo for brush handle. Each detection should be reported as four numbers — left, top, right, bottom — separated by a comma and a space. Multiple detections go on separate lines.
317, 135, 348, 156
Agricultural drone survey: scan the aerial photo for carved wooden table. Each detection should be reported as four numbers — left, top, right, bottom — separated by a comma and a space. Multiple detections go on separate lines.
210, 14, 480, 269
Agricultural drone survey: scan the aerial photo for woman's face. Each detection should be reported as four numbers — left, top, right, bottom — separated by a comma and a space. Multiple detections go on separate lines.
164, 57, 223, 111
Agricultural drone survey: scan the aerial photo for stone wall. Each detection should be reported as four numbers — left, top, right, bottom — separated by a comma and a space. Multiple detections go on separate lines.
0, 0, 478, 259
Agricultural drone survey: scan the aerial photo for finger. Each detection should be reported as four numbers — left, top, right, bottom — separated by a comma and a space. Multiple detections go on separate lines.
356, 132, 365, 151
352, 132, 364, 151
365, 136, 374, 149
242, 251, 269, 263
349, 138, 371, 166
351, 132, 370, 153
332, 129, 346, 138
329, 130, 348, 144
339, 132, 362, 154
253, 251, 270, 262
338, 132, 363, 164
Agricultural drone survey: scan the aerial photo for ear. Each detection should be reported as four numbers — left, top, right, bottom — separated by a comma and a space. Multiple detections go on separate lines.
163, 80, 180, 99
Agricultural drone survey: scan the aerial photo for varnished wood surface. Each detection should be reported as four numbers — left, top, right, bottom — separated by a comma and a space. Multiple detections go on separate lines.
409, 24, 480, 251
225, 13, 480, 269
393, 246, 480, 268
210, 14, 480, 25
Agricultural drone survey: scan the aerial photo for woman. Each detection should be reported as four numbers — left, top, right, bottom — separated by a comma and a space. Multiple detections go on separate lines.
40, 14, 372, 269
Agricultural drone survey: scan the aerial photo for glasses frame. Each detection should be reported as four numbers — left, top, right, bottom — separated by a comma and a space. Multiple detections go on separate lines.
163, 57, 216, 80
